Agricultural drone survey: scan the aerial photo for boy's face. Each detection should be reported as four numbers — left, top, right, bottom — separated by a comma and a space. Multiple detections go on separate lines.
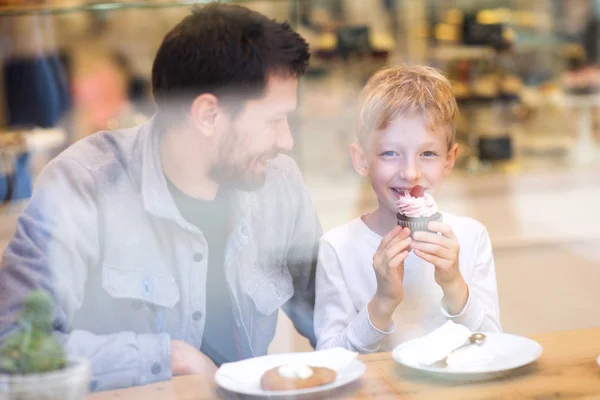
351, 115, 458, 216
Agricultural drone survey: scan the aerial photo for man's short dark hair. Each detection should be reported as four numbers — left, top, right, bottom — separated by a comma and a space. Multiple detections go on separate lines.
152, 3, 310, 120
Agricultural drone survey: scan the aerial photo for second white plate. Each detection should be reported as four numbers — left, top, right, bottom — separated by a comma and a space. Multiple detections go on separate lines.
392, 332, 542, 381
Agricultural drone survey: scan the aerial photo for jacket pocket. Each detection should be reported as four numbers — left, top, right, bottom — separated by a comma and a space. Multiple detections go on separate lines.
247, 266, 293, 316
102, 263, 180, 308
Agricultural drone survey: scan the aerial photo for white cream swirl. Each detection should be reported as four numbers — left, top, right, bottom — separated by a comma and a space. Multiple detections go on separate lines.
396, 191, 439, 218
277, 364, 314, 379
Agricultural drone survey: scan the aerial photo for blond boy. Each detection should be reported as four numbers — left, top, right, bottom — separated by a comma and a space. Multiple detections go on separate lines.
315, 65, 501, 352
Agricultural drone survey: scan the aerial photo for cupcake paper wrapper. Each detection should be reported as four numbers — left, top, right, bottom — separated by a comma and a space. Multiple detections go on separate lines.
396, 212, 443, 234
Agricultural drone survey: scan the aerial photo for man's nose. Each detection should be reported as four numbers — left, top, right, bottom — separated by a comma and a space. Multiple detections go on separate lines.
275, 118, 294, 152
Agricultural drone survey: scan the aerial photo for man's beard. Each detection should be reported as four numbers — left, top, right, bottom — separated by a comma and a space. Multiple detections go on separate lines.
210, 143, 278, 191
211, 129, 279, 191
210, 158, 267, 191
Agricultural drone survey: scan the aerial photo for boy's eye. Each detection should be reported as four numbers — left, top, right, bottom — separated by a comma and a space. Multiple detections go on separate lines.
380, 151, 398, 157
422, 151, 437, 157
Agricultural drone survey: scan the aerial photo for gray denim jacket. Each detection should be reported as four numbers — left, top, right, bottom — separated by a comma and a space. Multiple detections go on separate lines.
0, 117, 321, 391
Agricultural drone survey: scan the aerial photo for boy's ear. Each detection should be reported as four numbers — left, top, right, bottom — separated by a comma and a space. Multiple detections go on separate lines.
444, 143, 459, 175
350, 142, 370, 177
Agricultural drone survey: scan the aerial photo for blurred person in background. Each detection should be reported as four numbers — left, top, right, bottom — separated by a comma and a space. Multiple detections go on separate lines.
71, 48, 150, 140
0, 5, 70, 203
0, 3, 320, 392
560, 0, 599, 64
559, 0, 600, 93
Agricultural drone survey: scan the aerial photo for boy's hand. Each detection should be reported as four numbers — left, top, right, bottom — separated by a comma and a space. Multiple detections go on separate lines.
411, 221, 468, 314
368, 226, 412, 330
411, 221, 460, 285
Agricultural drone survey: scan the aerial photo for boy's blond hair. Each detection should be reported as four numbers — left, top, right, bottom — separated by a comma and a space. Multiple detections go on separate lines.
357, 64, 458, 149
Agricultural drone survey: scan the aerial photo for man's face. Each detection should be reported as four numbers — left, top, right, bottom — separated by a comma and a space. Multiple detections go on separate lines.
210, 75, 298, 190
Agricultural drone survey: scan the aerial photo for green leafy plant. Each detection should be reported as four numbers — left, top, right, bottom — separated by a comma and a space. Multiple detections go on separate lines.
0, 291, 67, 374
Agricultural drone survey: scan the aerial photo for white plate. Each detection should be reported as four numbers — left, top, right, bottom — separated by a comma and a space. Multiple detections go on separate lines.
392, 332, 542, 381
215, 358, 366, 397
596, 355, 600, 368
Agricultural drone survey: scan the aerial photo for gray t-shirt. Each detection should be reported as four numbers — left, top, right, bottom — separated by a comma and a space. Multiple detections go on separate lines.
166, 180, 247, 366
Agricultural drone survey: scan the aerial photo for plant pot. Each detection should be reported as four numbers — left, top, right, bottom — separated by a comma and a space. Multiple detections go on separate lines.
0, 358, 90, 400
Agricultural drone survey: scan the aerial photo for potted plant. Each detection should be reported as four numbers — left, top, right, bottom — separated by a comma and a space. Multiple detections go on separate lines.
0, 291, 90, 400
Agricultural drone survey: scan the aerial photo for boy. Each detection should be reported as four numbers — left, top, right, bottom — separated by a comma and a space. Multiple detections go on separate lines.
315, 65, 501, 352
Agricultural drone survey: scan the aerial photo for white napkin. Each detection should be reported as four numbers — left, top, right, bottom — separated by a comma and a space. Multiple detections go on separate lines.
217, 347, 358, 387
398, 321, 494, 367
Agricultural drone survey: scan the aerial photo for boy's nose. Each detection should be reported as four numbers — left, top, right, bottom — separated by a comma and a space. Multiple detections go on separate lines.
399, 163, 421, 181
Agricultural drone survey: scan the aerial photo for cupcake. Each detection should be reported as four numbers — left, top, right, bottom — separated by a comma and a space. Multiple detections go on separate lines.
395, 185, 443, 234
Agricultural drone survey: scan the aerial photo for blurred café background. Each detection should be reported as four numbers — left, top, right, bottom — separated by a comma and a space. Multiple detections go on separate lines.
1, 0, 600, 354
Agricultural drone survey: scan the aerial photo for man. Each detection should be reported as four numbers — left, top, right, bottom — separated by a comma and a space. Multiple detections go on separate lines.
0, 3, 320, 391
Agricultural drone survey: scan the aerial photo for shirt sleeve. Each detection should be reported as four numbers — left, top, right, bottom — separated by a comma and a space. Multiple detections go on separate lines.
441, 226, 502, 332
0, 157, 173, 391
315, 239, 394, 352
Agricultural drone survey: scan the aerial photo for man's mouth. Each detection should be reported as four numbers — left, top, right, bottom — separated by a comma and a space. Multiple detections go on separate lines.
256, 152, 277, 166
257, 152, 278, 166
266, 151, 279, 160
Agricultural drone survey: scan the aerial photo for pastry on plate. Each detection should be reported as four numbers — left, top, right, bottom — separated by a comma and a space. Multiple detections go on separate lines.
260, 364, 337, 391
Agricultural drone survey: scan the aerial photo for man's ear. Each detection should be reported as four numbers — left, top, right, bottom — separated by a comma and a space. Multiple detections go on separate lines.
190, 94, 219, 137
350, 142, 370, 177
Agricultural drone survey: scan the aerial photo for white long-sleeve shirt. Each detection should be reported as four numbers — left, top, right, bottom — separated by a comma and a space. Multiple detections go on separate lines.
315, 212, 501, 353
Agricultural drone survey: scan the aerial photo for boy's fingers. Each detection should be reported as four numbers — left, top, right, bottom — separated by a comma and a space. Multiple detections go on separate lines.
399, 226, 411, 238
376, 226, 403, 253
386, 227, 411, 247
388, 250, 409, 269
412, 230, 450, 247
411, 241, 453, 259
414, 249, 445, 266
375, 227, 412, 271
427, 221, 456, 239
377, 228, 410, 260
385, 236, 413, 260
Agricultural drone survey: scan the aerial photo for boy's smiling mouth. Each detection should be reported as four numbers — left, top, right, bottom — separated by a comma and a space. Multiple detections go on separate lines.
391, 188, 409, 197
390, 185, 427, 198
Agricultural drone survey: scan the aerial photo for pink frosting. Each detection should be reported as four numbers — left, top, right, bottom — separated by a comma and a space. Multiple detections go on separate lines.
395, 191, 438, 218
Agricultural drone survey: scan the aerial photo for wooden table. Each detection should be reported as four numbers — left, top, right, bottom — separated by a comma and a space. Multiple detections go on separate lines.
89, 327, 600, 399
